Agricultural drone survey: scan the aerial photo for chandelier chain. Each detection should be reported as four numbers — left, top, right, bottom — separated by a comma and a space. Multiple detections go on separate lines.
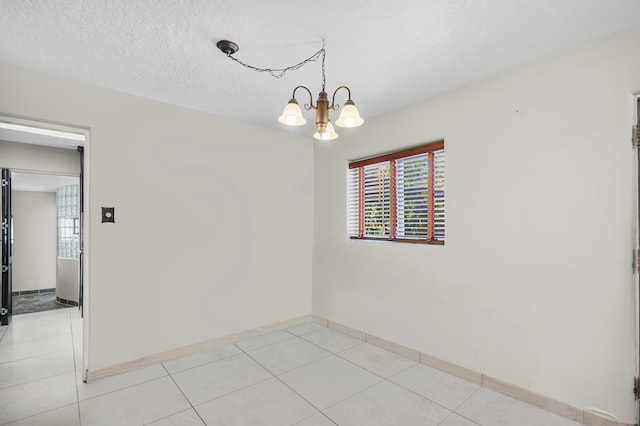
225, 46, 325, 79
321, 45, 326, 91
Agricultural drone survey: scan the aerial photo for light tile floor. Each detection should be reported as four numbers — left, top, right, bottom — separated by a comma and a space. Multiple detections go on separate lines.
0, 309, 583, 426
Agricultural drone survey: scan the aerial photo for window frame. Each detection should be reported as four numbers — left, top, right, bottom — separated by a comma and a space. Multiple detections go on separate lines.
348, 140, 444, 245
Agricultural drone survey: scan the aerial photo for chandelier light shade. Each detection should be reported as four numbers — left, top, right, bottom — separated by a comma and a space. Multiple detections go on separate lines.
313, 121, 338, 141
336, 99, 365, 128
278, 99, 306, 126
217, 39, 364, 141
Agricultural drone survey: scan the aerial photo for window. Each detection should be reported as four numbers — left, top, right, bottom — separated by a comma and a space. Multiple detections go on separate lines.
57, 184, 80, 258
347, 141, 444, 244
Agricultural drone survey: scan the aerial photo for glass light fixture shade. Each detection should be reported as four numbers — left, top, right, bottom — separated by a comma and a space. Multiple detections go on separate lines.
313, 121, 338, 141
278, 99, 306, 126
335, 100, 364, 128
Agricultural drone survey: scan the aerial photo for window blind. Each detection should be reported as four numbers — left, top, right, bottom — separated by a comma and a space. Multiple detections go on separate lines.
347, 168, 360, 237
363, 162, 390, 237
396, 154, 429, 239
433, 149, 445, 241
347, 141, 444, 244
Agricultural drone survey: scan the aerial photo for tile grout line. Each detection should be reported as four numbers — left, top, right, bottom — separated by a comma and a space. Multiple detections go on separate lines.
308, 367, 465, 425
160, 363, 207, 426
304, 333, 464, 418
435, 386, 483, 426
291, 412, 339, 426
294, 330, 462, 418
0, 363, 76, 391
165, 351, 275, 414
0, 325, 74, 339
244, 328, 466, 424
69, 309, 83, 426
298, 332, 363, 354
383, 372, 464, 416
0, 333, 70, 352
79, 368, 266, 425
320, 378, 385, 414
451, 386, 482, 413
85, 316, 315, 382
87, 321, 479, 425
0, 310, 79, 425
0, 403, 79, 426
163, 350, 246, 375
78, 374, 170, 403
317, 318, 611, 426
333, 343, 414, 381
237, 328, 339, 374
235, 340, 339, 426
275, 324, 459, 423
0, 318, 76, 390
9, 319, 485, 426
141, 407, 203, 426
240, 340, 335, 377
0, 322, 75, 353
4, 317, 597, 426
437, 411, 482, 426
191, 375, 276, 412
234, 330, 298, 353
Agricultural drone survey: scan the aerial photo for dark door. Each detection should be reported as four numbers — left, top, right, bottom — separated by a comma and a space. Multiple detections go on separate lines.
77, 146, 84, 316
1, 168, 12, 326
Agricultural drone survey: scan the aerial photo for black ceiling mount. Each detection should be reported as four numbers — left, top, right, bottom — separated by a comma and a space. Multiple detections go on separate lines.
216, 40, 239, 55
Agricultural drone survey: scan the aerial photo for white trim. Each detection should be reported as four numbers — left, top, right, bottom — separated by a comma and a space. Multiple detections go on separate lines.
312, 316, 633, 426
631, 93, 640, 426
0, 115, 89, 138
85, 315, 313, 383
0, 114, 90, 383
83, 312, 633, 425
0, 122, 85, 141
81, 130, 90, 383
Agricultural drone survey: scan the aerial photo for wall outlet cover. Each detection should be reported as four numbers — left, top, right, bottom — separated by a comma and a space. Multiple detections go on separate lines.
101, 207, 115, 223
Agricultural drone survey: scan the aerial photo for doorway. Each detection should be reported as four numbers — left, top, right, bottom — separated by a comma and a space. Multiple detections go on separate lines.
10, 171, 80, 315
0, 117, 89, 380
0, 119, 86, 326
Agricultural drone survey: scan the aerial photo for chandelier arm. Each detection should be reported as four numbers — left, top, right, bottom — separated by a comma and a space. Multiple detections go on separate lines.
330, 85, 352, 110
292, 85, 316, 110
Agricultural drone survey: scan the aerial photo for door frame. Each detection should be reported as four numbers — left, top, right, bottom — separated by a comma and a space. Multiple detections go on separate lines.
633, 94, 640, 423
0, 115, 90, 380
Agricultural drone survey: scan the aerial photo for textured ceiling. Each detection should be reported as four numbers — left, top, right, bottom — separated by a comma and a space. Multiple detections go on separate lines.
2, 0, 640, 137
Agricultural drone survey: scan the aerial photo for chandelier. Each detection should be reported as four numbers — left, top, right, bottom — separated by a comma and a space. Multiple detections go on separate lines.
216, 40, 364, 141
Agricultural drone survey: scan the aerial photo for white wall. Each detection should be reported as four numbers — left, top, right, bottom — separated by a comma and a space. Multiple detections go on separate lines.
313, 27, 640, 422
11, 191, 57, 292
57, 257, 79, 303
0, 140, 81, 175
0, 64, 313, 371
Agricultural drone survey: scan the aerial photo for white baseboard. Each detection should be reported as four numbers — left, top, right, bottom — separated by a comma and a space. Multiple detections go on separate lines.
86, 315, 312, 383
312, 316, 632, 426
85, 313, 632, 426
